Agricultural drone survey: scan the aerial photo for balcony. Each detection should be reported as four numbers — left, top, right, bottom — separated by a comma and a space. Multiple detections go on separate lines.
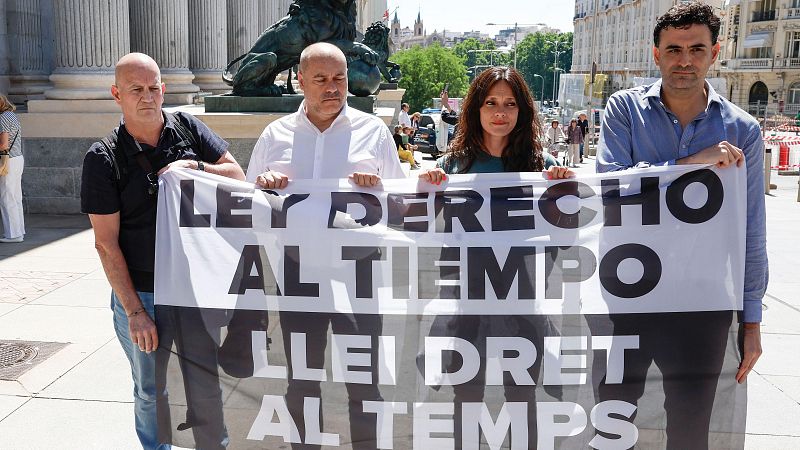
721, 58, 773, 70
751, 10, 776, 22
775, 58, 800, 68
787, 8, 800, 19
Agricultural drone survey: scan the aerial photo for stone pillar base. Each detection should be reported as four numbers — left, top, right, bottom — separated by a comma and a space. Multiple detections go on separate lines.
164, 93, 198, 105
45, 72, 115, 100
28, 99, 121, 113
9, 75, 52, 102
192, 70, 230, 94
161, 70, 199, 103
162, 70, 199, 91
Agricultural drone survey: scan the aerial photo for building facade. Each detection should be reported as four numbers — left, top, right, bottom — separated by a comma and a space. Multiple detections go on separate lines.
719, 0, 800, 117
0, 0, 387, 102
572, 0, 725, 103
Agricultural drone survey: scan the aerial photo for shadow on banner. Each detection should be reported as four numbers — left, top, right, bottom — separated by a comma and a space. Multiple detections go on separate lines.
153, 167, 747, 449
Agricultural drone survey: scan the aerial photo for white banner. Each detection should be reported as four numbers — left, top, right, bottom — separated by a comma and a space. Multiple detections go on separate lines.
154, 165, 746, 316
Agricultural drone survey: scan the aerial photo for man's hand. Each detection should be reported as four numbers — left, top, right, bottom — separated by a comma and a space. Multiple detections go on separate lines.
157, 159, 198, 176
737, 322, 762, 383
419, 168, 447, 185
255, 170, 289, 189
679, 141, 744, 168
349, 172, 381, 187
129, 312, 158, 353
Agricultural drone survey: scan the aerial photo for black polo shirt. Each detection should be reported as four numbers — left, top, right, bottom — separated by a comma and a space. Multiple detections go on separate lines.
80, 112, 227, 293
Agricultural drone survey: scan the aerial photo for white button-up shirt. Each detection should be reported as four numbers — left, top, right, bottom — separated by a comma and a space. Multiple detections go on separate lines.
246, 102, 406, 182
398, 109, 411, 128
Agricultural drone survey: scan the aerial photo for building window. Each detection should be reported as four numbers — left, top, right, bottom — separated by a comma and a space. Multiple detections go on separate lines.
788, 82, 800, 105
787, 32, 800, 58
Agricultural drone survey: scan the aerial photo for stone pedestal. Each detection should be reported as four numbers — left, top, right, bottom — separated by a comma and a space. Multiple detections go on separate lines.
375, 87, 405, 125
45, 0, 130, 100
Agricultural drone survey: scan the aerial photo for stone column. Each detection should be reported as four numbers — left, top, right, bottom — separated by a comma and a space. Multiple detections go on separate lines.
188, 0, 228, 93
130, 0, 199, 104
225, 0, 258, 75
45, 0, 130, 100
260, 0, 292, 32
6, 0, 53, 102
0, 4, 11, 94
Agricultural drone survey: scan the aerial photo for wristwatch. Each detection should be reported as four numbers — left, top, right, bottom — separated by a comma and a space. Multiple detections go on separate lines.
197, 160, 204, 171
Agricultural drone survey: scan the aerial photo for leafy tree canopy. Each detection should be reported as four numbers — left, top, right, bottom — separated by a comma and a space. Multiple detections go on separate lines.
392, 44, 469, 112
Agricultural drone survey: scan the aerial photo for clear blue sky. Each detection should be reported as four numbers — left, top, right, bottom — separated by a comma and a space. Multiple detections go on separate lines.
386, 0, 575, 37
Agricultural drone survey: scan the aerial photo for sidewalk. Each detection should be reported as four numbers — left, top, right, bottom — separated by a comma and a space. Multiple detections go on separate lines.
0, 163, 798, 449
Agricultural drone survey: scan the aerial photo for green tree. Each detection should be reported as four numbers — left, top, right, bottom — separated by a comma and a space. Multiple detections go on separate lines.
516, 31, 573, 102
392, 44, 469, 112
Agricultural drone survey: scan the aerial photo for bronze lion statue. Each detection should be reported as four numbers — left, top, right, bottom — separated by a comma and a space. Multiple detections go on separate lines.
361, 22, 401, 83
223, 0, 379, 96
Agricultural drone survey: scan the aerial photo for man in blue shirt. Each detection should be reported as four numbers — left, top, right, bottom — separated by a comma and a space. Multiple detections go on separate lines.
596, 2, 766, 446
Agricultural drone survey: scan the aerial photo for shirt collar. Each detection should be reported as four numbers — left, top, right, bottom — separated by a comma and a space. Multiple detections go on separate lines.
118, 111, 171, 155
297, 100, 351, 132
641, 79, 723, 110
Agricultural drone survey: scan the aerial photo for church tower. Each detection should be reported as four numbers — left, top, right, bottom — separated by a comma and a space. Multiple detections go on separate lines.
391, 11, 400, 39
414, 11, 424, 37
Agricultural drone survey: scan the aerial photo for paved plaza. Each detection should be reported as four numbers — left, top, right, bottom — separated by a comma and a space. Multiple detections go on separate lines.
0, 156, 798, 449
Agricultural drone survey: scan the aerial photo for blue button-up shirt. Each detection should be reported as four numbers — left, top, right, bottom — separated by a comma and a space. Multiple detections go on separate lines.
596, 80, 768, 322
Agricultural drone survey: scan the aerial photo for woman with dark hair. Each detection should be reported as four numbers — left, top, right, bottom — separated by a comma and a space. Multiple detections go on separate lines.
418, 67, 570, 448
421, 66, 571, 182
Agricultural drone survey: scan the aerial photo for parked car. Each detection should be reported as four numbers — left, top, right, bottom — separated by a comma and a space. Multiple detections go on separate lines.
413, 123, 438, 154
413, 111, 449, 155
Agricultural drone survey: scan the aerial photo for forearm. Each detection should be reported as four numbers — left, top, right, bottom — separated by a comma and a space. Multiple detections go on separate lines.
202, 160, 246, 180
95, 242, 142, 315
742, 140, 768, 323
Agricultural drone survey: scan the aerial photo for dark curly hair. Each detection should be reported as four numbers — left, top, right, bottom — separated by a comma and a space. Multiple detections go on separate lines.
447, 66, 545, 173
654, 2, 720, 47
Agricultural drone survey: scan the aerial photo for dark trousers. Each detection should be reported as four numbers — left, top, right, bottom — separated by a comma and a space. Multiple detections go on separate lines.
279, 311, 384, 450
589, 311, 733, 450
156, 305, 228, 450
433, 315, 552, 449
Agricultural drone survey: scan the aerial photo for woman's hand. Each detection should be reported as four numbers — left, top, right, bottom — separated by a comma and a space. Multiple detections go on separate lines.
419, 168, 447, 185
544, 165, 575, 180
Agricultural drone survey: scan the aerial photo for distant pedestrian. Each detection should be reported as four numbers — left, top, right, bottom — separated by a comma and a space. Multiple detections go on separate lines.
0, 94, 25, 243
565, 118, 583, 167
411, 111, 421, 130
578, 112, 589, 163
398, 102, 411, 127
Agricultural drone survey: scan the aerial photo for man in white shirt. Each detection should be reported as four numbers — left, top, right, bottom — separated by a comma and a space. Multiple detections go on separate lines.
398, 102, 411, 128
247, 45, 404, 187
245, 42, 403, 449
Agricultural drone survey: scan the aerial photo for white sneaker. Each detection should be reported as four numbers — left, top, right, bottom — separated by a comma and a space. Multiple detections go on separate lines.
0, 236, 24, 243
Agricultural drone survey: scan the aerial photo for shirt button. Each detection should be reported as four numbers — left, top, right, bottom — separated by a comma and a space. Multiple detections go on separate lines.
673, 119, 678, 124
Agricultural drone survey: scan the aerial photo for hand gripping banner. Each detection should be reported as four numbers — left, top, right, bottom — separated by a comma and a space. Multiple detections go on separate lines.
154, 165, 748, 449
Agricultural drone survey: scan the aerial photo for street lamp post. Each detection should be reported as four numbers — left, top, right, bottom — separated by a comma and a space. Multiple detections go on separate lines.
532, 73, 545, 103
552, 67, 564, 106
546, 38, 565, 104
485, 22, 546, 69
467, 49, 503, 67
